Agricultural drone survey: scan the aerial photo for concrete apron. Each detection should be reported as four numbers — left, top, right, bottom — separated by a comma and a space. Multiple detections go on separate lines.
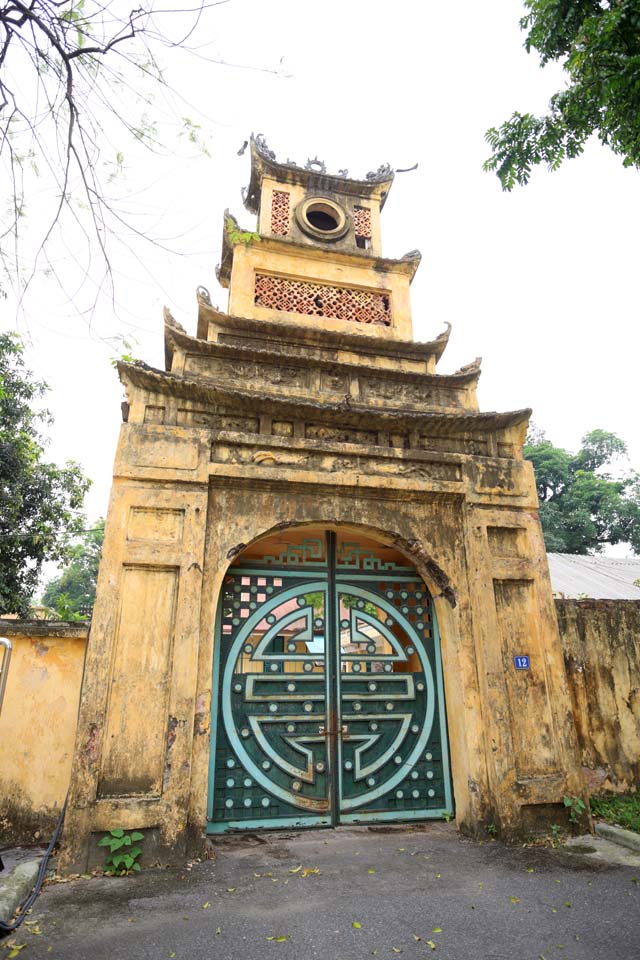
3, 823, 640, 960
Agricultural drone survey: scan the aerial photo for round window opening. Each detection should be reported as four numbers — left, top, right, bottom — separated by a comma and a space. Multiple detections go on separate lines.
296, 197, 348, 241
306, 204, 339, 232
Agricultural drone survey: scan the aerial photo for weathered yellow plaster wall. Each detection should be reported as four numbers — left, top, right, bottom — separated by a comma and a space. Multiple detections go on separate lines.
228, 242, 415, 341
0, 621, 87, 842
558, 599, 640, 793
258, 176, 383, 256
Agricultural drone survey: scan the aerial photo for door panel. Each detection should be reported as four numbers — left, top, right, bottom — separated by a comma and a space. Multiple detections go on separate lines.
209, 573, 333, 829
336, 577, 448, 822
208, 534, 453, 833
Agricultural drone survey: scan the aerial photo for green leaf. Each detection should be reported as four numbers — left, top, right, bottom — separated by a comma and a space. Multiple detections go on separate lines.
352, 921, 362, 929
110, 828, 125, 838
130, 831, 144, 841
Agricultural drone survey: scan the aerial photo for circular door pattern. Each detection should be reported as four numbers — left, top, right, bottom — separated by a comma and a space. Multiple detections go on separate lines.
221, 580, 331, 814
209, 539, 452, 830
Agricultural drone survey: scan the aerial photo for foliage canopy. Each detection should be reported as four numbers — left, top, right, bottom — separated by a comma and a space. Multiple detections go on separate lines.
484, 1, 640, 189
42, 517, 104, 617
0, 332, 89, 615
524, 427, 640, 554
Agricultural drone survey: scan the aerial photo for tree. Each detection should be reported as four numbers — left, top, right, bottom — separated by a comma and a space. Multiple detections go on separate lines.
524, 427, 640, 553
484, 1, 640, 190
42, 517, 104, 617
0, 1, 225, 307
0, 332, 89, 615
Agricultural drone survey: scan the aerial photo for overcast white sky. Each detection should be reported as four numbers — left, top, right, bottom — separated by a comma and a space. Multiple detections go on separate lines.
4, 0, 640, 537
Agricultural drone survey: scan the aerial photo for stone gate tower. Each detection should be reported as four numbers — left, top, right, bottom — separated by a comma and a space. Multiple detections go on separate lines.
61, 136, 584, 869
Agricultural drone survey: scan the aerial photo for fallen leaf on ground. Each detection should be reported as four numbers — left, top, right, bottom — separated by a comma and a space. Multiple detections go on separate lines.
510, 896, 521, 904
367, 869, 375, 874
526, 868, 534, 873
289, 865, 302, 874
216, 927, 221, 935
301, 867, 320, 877
392, 949, 402, 954
266, 935, 290, 942
565, 901, 571, 908
352, 921, 362, 929
435, 873, 441, 879
432, 927, 442, 933
227, 887, 236, 893
202, 902, 210, 909
413, 934, 421, 941
426, 940, 437, 951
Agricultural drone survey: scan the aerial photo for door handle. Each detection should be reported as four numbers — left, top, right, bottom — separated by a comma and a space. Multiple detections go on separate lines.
318, 724, 348, 736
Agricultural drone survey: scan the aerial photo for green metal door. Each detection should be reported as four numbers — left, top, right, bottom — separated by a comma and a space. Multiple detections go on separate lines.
207, 534, 452, 832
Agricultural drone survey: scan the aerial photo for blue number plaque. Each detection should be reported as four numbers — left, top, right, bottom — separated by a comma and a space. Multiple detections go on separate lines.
513, 655, 530, 670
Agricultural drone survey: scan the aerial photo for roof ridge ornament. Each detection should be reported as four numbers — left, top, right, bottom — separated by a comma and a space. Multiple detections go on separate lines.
366, 163, 393, 182
251, 133, 393, 185
304, 156, 327, 173
254, 133, 275, 160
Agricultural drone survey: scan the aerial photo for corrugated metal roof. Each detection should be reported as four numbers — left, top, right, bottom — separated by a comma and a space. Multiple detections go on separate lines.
547, 553, 640, 600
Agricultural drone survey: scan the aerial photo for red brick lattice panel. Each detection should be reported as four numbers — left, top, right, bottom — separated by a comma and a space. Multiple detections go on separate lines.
271, 191, 290, 236
254, 274, 391, 326
354, 206, 372, 239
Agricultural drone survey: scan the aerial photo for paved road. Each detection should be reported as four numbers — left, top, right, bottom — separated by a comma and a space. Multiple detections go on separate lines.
5, 823, 640, 960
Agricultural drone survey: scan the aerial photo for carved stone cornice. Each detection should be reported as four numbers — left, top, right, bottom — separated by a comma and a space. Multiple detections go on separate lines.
164, 319, 479, 390
195, 301, 452, 366
118, 360, 530, 436
217, 217, 421, 287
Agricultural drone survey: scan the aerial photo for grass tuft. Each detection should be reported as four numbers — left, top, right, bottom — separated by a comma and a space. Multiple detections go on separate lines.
590, 791, 640, 834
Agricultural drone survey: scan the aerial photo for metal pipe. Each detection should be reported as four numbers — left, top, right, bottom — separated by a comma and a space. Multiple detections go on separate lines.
0, 637, 12, 716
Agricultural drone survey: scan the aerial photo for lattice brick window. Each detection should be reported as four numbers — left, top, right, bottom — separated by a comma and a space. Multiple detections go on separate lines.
354, 206, 372, 250
254, 274, 391, 326
354, 206, 372, 238
271, 190, 290, 236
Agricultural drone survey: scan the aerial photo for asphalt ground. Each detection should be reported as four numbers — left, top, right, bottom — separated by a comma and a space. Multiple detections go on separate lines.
3, 823, 640, 960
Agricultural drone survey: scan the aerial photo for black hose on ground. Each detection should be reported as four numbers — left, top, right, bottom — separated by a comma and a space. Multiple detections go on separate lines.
0, 797, 68, 934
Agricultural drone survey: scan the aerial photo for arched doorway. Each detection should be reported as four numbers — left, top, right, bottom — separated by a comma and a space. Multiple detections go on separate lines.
207, 527, 453, 832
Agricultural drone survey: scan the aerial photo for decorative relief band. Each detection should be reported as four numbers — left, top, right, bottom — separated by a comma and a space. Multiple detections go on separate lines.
354, 206, 372, 238
254, 274, 392, 326
270, 190, 290, 236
